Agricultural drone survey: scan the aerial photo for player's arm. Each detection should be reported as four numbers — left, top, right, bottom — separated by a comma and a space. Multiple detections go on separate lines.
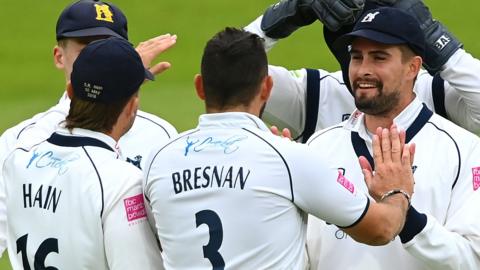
102, 170, 164, 270
438, 51, 480, 134
399, 140, 480, 269
244, 0, 364, 51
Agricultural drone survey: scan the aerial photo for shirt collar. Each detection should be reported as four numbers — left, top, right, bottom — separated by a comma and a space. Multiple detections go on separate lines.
54, 127, 120, 154
344, 97, 424, 142
198, 112, 270, 132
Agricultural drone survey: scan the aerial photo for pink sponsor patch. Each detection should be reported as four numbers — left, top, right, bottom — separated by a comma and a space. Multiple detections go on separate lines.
472, 167, 480, 191
337, 171, 355, 194
124, 194, 147, 222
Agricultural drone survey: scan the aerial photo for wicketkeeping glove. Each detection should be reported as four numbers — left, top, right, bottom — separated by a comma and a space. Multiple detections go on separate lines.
261, 0, 365, 39
368, 0, 399, 5
373, 0, 462, 75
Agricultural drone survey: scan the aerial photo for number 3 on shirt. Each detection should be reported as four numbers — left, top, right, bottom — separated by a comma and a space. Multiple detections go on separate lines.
195, 209, 225, 269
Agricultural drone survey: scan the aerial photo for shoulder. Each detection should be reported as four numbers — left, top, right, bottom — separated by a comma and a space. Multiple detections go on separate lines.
307, 123, 346, 146
133, 110, 178, 138
426, 114, 480, 146
93, 152, 143, 192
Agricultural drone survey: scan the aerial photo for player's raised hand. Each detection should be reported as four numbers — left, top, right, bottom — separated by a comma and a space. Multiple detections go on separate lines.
360, 125, 414, 202
261, 0, 365, 39
136, 34, 177, 76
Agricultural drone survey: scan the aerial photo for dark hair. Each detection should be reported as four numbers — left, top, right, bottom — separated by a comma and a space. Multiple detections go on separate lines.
399, 44, 417, 63
65, 94, 133, 133
201, 27, 268, 110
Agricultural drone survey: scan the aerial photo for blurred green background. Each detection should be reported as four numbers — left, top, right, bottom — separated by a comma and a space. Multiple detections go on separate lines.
0, 0, 479, 268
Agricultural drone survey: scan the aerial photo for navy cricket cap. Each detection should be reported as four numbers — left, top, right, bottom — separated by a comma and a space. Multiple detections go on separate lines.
71, 37, 154, 104
334, 7, 425, 59
56, 0, 128, 40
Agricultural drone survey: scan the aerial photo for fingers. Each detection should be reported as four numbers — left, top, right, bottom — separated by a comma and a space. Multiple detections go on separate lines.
270, 126, 293, 140
409, 142, 416, 166
136, 34, 177, 70
399, 128, 406, 147
390, 125, 401, 163
381, 128, 392, 164
282, 128, 292, 140
401, 143, 415, 195
372, 127, 383, 165
270, 126, 280, 136
401, 144, 411, 169
149, 62, 172, 76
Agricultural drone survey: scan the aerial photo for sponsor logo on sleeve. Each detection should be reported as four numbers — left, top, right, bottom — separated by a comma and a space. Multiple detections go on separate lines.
337, 170, 355, 194
473, 167, 480, 191
124, 194, 147, 222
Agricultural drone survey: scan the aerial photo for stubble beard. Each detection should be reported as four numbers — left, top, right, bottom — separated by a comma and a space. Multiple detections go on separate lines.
353, 80, 400, 116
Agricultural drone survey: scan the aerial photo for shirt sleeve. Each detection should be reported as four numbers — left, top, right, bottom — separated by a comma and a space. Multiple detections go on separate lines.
16, 102, 69, 148
0, 129, 19, 257
402, 139, 480, 269
287, 145, 369, 228
262, 66, 309, 138
103, 172, 164, 270
441, 49, 480, 134
244, 15, 278, 51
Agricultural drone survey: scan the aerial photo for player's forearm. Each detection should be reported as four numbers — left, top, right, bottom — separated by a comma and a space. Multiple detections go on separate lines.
402, 214, 480, 269
441, 49, 480, 134
345, 195, 409, 246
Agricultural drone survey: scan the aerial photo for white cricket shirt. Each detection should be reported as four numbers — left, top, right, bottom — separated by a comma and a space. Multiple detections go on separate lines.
3, 128, 163, 269
306, 98, 480, 270
145, 112, 369, 269
0, 92, 177, 257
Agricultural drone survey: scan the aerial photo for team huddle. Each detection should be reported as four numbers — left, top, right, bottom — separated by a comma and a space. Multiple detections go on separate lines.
1, 0, 480, 269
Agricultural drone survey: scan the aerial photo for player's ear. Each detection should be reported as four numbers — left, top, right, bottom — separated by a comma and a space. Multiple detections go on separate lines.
260, 75, 273, 102
53, 45, 65, 70
66, 81, 74, 99
125, 92, 139, 118
194, 74, 206, 100
407, 56, 422, 81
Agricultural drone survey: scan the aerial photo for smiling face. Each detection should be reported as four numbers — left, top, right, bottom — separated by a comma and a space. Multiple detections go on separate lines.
348, 37, 420, 116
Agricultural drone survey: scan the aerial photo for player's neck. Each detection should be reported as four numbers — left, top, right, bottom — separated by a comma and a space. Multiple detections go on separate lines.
206, 105, 261, 117
364, 98, 416, 133
364, 114, 394, 133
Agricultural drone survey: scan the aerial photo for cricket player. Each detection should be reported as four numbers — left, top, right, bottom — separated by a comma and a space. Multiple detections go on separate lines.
0, 0, 177, 256
144, 27, 416, 269
306, 7, 480, 269
244, 0, 480, 141
4, 37, 163, 270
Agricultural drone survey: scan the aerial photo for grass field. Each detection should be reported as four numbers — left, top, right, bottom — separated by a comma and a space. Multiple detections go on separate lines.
1, 0, 479, 268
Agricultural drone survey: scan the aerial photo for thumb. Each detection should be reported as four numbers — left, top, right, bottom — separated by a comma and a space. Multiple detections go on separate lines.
359, 156, 373, 186
149, 62, 172, 76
